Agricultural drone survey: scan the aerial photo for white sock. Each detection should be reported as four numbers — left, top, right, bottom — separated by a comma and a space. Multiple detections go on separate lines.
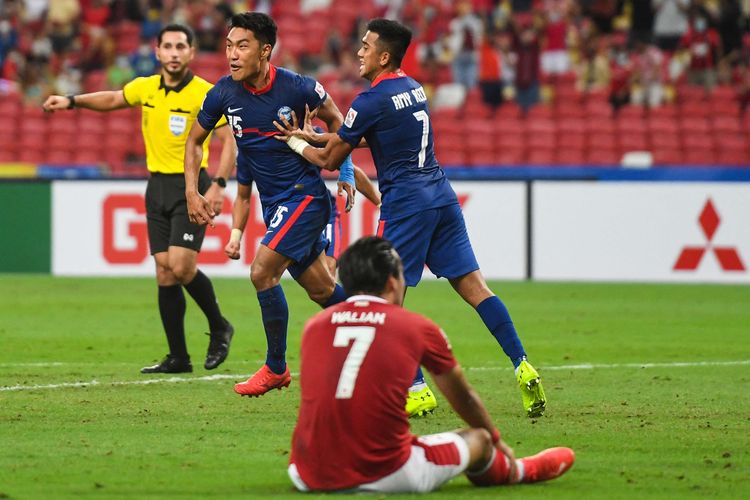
409, 382, 427, 393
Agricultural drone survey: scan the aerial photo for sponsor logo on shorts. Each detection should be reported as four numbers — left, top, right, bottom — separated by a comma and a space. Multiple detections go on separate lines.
183, 233, 194, 242
314, 81, 325, 99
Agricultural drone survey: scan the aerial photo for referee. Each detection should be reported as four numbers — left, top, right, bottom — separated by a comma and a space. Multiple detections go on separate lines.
43, 24, 237, 374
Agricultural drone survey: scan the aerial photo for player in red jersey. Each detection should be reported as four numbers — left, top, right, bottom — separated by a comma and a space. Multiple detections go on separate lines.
288, 236, 574, 493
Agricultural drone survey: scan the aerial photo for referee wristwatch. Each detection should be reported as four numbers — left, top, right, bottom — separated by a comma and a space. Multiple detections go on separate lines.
212, 177, 227, 188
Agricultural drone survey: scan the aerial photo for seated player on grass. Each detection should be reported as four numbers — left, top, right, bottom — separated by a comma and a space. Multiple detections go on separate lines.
287, 236, 574, 493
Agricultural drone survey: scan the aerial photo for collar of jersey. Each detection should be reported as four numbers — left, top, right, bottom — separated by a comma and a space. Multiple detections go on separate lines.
159, 70, 194, 94
242, 64, 277, 95
346, 294, 388, 304
371, 69, 406, 88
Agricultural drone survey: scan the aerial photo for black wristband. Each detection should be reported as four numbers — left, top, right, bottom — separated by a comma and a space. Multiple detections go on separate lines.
66, 95, 76, 109
212, 177, 226, 188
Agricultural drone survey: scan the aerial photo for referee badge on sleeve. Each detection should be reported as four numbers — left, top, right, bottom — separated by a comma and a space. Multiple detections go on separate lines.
169, 114, 187, 136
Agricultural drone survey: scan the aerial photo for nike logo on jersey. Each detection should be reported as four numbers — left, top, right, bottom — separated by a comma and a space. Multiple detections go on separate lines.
228, 107, 243, 113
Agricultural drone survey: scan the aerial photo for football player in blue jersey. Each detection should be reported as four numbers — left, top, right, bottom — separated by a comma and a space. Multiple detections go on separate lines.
183, 12, 356, 397
273, 19, 546, 418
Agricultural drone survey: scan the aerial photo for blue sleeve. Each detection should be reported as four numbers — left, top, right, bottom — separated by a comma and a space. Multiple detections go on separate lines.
197, 85, 224, 131
300, 74, 327, 111
337, 93, 378, 147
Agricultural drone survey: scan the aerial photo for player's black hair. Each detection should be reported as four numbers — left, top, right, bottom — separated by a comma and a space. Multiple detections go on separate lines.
230, 12, 277, 49
157, 23, 195, 47
366, 18, 412, 68
338, 236, 403, 296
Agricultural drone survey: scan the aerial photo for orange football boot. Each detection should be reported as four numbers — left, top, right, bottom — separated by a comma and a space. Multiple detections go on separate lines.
234, 364, 291, 397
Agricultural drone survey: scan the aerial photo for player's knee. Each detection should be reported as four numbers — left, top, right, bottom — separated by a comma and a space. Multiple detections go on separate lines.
306, 282, 335, 305
250, 263, 276, 290
169, 262, 196, 284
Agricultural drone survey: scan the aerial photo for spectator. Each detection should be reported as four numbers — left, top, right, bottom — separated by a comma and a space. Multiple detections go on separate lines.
478, 31, 504, 111
540, 0, 571, 78
630, 40, 665, 108
628, 0, 654, 45
448, 0, 483, 90
577, 35, 611, 94
512, 18, 541, 114
0, 19, 18, 69
608, 37, 633, 114
679, 15, 721, 92
653, 0, 690, 51
106, 53, 134, 89
46, 0, 81, 54
54, 61, 83, 95
129, 40, 159, 77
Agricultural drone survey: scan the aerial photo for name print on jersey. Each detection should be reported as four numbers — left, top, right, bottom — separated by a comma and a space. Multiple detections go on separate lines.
331, 311, 386, 325
390, 86, 427, 110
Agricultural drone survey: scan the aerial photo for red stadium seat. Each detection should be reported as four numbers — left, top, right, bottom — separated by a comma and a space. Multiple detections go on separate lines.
618, 133, 648, 152
681, 118, 711, 134
557, 118, 586, 134
680, 102, 709, 118
494, 147, 525, 165
586, 149, 620, 165
526, 148, 555, 165
715, 150, 748, 165
45, 150, 73, 164
682, 149, 716, 165
650, 133, 681, 149
648, 117, 678, 134
526, 132, 556, 149
556, 149, 586, 165
712, 116, 742, 133
587, 132, 617, 150
467, 150, 499, 165
557, 133, 586, 149
652, 148, 684, 164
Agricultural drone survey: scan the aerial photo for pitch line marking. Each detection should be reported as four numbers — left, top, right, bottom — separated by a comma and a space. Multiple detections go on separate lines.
1, 359, 748, 393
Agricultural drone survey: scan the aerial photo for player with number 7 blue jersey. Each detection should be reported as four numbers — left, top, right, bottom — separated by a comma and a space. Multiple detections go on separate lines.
274, 18, 547, 419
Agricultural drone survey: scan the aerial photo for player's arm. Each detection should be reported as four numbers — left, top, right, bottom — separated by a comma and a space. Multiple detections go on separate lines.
225, 182, 252, 260
432, 364, 500, 442
202, 124, 237, 216
354, 165, 380, 206
184, 121, 215, 226
42, 90, 130, 113
274, 114, 355, 171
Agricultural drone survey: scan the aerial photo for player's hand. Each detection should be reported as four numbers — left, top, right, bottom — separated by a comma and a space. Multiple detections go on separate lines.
186, 190, 215, 227
42, 95, 70, 113
338, 181, 356, 212
301, 104, 320, 142
203, 182, 225, 215
272, 109, 300, 142
224, 240, 241, 260
496, 439, 519, 483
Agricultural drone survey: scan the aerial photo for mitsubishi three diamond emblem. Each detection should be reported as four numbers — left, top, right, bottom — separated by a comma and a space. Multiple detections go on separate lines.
673, 198, 746, 272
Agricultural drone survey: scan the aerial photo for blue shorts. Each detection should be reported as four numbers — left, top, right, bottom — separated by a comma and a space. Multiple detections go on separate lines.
377, 203, 479, 286
262, 193, 330, 279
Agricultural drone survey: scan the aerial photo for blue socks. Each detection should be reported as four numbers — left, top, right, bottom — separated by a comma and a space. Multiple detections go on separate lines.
477, 296, 526, 368
257, 285, 289, 374
322, 283, 347, 308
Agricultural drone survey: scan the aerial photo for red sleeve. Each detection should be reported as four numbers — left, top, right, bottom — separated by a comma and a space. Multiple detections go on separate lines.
419, 318, 457, 375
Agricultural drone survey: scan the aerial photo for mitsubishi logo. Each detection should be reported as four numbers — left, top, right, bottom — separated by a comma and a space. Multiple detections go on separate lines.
673, 198, 745, 272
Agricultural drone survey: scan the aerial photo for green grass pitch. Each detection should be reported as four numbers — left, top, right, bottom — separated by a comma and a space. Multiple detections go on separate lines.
1, 276, 748, 499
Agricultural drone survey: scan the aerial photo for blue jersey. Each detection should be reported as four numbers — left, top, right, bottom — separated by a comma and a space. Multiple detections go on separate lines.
197, 65, 329, 207
337, 71, 457, 220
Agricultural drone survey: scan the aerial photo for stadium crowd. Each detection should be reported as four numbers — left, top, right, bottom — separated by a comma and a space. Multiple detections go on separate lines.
1, 0, 750, 170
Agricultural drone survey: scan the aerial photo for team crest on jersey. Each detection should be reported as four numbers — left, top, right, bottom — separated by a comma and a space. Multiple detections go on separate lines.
277, 106, 293, 123
169, 114, 187, 136
344, 107, 358, 128
314, 81, 325, 99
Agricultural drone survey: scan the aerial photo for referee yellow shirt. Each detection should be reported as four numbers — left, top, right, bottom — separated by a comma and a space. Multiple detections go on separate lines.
122, 71, 227, 174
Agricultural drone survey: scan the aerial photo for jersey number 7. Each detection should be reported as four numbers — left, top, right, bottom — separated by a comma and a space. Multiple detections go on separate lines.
333, 326, 376, 399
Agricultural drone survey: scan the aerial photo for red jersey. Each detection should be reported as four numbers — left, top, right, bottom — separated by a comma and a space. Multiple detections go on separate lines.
290, 296, 457, 491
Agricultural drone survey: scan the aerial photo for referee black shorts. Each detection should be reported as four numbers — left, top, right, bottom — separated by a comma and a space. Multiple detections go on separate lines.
146, 169, 211, 254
